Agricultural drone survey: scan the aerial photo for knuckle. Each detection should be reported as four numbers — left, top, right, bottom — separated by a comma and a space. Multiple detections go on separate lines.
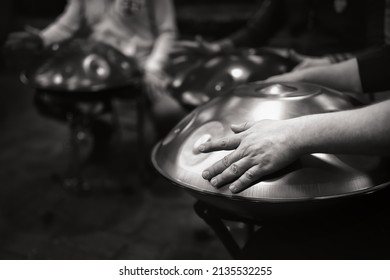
222, 156, 230, 167
245, 170, 255, 180
220, 138, 228, 148
230, 163, 240, 175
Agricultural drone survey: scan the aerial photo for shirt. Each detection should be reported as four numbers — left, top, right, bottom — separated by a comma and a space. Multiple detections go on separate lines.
357, 46, 390, 92
40, 0, 177, 70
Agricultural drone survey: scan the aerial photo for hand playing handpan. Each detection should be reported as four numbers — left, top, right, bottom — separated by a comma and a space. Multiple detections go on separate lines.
198, 120, 302, 194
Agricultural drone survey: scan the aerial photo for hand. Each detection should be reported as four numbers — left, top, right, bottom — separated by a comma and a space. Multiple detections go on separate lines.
195, 36, 223, 54
199, 120, 302, 194
143, 68, 171, 102
172, 40, 200, 54
264, 69, 306, 83
5, 30, 43, 52
289, 50, 332, 71
293, 57, 332, 71
172, 36, 225, 55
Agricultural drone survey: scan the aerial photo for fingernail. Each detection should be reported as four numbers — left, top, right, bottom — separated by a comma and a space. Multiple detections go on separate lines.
210, 178, 217, 187
202, 171, 210, 179
198, 144, 205, 152
230, 184, 239, 193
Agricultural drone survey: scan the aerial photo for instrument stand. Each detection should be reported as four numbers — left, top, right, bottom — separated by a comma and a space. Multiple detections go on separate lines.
62, 100, 114, 193
195, 199, 390, 259
194, 201, 259, 259
34, 86, 147, 194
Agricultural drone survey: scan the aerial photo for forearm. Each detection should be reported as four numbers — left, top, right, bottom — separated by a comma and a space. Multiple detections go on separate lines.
290, 100, 390, 156
295, 59, 363, 93
146, 31, 176, 70
146, 0, 176, 70
40, 0, 82, 46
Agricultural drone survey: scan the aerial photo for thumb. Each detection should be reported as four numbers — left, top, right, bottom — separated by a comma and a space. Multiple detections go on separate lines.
231, 121, 256, 133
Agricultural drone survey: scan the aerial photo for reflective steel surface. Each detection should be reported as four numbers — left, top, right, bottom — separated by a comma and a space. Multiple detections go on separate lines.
23, 39, 138, 92
168, 49, 295, 109
152, 82, 390, 219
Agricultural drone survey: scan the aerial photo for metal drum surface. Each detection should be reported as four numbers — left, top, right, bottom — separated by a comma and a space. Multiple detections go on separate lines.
169, 49, 295, 109
152, 82, 390, 221
23, 39, 138, 93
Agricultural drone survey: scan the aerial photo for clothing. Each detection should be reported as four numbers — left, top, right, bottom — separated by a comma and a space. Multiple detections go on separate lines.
228, 0, 390, 61
357, 45, 390, 92
40, 0, 177, 70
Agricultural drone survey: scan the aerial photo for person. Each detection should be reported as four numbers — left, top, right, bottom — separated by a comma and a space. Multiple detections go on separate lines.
6, 0, 186, 156
7, 0, 176, 94
181, 0, 390, 71
197, 47, 390, 259
265, 45, 390, 94
198, 46, 390, 194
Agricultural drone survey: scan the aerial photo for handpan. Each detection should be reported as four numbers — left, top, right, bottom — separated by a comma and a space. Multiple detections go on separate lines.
22, 39, 139, 94
169, 49, 295, 109
152, 82, 390, 220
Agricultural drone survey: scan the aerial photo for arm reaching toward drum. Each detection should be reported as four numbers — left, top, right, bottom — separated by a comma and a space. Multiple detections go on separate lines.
199, 100, 390, 193
266, 46, 390, 94
39, 0, 84, 46
5, 26, 44, 52
143, 0, 177, 101
265, 58, 363, 93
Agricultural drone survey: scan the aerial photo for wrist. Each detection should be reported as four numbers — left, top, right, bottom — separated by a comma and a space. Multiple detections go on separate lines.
284, 117, 313, 156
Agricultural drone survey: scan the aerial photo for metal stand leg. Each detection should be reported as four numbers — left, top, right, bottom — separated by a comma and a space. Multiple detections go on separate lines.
62, 112, 91, 192
194, 201, 241, 258
136, 93, 147, 180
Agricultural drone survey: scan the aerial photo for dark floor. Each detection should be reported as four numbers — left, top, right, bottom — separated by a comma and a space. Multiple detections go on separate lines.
0, 70, 231, 260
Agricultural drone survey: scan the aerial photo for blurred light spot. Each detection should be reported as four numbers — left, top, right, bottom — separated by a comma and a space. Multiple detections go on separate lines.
172, 78, 182, 88
248, 55, 264, 64
230, 68, 244, 79
53, 74, 63, 85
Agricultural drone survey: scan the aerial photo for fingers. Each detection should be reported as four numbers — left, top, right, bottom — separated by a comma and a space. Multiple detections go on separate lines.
5, 32, 42, 51
203, 157, 275, 193
264, 72, 302, 83
263, 74, 281, 83
204, 157, 253, 188
202, 151, 243, 183
230, 121, 255, 133
229, 165, 268, 194
198, 135, 241, 153
174, 40, 197, 48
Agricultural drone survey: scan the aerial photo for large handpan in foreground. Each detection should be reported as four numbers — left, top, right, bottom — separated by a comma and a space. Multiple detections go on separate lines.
152, 82, 390, 221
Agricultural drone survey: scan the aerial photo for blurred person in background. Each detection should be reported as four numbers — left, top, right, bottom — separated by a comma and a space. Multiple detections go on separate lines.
180, 0, 390, 71
5, 0, 186, 158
